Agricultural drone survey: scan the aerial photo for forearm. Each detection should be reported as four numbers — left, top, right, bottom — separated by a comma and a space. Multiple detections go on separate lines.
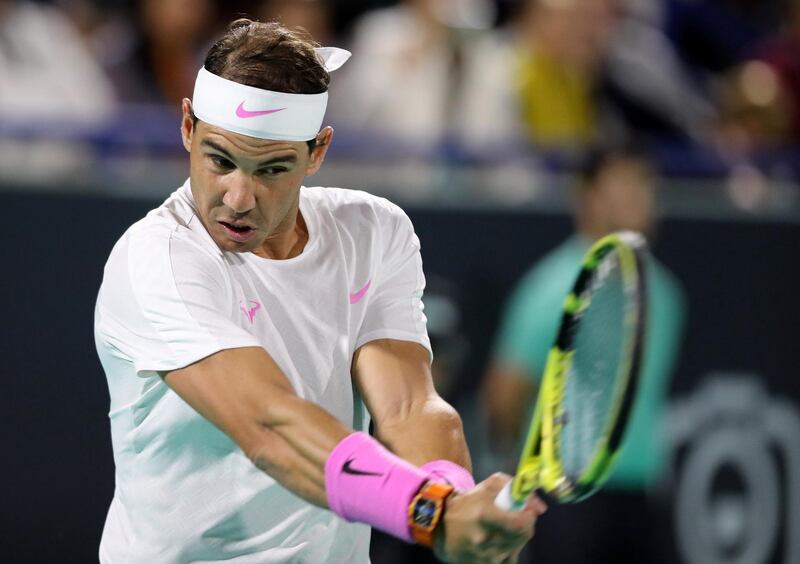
163, 347, 352, 509
245, 391, 351, 507
483, 366, 535, 445
375, 396, 472, 472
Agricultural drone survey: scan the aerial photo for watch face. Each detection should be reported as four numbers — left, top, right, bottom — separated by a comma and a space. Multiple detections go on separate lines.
413, 498, 438, 527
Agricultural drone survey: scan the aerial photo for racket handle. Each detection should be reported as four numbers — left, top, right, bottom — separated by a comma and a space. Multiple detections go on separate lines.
494, 481, 526, 511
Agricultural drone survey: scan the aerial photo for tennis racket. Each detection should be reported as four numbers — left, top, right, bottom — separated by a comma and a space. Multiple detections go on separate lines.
495, 230, 648, 510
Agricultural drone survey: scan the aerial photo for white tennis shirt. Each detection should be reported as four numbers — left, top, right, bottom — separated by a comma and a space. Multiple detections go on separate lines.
94, 180, 431, 563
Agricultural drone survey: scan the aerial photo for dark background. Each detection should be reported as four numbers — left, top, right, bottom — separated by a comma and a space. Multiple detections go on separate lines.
1, 189, 797, 562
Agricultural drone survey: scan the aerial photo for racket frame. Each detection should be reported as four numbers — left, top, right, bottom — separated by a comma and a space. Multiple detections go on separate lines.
507, 231, 648, 507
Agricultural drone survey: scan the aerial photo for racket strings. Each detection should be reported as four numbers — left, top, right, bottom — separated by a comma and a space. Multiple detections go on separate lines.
559, 250, 630, 481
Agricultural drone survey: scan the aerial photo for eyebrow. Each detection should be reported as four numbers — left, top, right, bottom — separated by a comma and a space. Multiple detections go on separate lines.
200, 139, 298, 167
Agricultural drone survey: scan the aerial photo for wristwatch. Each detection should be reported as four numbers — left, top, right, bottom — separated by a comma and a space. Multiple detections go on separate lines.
408, 481, 455, 547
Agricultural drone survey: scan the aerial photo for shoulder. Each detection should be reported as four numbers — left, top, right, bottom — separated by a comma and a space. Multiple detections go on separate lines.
517, 239, 585, 295
106, 196, 223, 288
125, 217, 218, 263
304, 186, 412, 231
499, 240, 582, 322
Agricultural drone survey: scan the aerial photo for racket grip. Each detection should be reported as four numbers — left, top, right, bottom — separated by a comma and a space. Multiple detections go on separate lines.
494, 481, 526, 511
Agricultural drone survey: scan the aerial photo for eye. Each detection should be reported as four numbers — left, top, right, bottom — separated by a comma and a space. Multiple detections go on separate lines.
209, 155, 235, 170
258, 166, 289, 176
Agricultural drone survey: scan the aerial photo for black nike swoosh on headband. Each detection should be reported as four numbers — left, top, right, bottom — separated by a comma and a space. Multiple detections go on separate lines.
343, 458, 384, 477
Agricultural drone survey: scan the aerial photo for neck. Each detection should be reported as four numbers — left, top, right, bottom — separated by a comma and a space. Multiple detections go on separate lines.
575, 216, 607, 242
253, 207, 309, 260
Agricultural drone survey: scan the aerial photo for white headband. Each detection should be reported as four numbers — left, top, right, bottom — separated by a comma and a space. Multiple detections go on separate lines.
192, 47, 351, 142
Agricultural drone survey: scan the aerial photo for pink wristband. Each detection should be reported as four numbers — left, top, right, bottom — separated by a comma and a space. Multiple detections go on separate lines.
325, 432, 428, 542
420, 459, 475, 492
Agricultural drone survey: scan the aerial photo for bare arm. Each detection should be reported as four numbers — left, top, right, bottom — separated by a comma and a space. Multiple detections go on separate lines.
352, 339, 471, 471
163, 346, 350, 507
165, 342, 541, 562
482, 363, 536, 446
353, 339, 547, 563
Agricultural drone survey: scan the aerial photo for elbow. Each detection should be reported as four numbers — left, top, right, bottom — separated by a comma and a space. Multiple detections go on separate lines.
436, 400, 466, 439
380, 396, 466, 443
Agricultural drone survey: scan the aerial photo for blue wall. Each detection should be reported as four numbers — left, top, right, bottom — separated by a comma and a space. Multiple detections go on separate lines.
2, 189, 797, 562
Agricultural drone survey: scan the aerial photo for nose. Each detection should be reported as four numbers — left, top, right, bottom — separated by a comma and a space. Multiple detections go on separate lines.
222, 174, 257, 214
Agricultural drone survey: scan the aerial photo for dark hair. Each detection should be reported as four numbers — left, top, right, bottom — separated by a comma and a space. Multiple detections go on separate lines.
204, 18, 329, 94
193, 19, 329, 151
579, 143, 654, 188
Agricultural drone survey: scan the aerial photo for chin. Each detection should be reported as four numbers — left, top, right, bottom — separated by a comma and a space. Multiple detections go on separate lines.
211, 231, 256, 254
224, 239, 259, 254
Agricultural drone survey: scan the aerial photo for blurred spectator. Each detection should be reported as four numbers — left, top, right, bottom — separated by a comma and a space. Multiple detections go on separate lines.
603, 0, 716, 142
457, 0, 608, 152
458, 0, 714, 154
514, 0, 615, 147
257, 0, 333, 45
330, 0, 494, 148
481, 145, 686, 562
0, 0, 115, 122
752, 0, 800, 145
714, 61, 792, 154
0, 0, 116, 183
54, 0, 107, 41
103, 0, 216, 105
715, 0, 800, 153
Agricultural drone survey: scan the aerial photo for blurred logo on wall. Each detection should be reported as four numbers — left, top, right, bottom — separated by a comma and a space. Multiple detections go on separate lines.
668, 375, 800, 564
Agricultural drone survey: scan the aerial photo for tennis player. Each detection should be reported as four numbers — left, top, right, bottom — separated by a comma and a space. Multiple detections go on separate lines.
94, 19, 543, 563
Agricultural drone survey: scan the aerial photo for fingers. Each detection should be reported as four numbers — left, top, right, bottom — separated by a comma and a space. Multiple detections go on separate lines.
500, 547, 523, 564
477, 546, 521, 564
480, 502, 537, 538
478, 483, 546, 558
439, 474, 544, 564
483, 472, 513, 493
526, 494, 548, 516
469, 474, 534, 533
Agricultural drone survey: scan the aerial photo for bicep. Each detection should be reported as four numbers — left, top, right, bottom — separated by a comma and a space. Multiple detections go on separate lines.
493, 274, 567, 379
482, 363, 537, 443
353, 338, 469, 468
351, 339, 437, 430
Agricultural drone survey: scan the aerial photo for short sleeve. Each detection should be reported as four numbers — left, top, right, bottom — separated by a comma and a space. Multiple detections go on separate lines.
355, 208, 432, 359
97, 225, 261, 376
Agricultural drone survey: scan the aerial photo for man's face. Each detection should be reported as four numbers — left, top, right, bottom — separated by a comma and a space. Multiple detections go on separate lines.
590, 157, 657, 237
180, 99, 331, 255
527, 0, 618, 70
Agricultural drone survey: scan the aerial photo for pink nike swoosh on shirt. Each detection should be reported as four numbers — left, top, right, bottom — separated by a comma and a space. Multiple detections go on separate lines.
235, 102, 286, 118
349, 280, 372, 304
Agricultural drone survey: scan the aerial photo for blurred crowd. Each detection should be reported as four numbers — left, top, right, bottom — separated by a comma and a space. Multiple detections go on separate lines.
1, 0, 799, 182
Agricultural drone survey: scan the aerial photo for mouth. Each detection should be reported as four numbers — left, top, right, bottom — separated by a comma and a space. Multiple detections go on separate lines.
218, 220, 257, 243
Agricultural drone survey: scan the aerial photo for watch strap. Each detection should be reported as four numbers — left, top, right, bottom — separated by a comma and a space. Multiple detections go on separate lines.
408, 481, 455, 547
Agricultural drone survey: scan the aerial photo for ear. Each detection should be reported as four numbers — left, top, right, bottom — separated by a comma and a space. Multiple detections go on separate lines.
305, 126, 334, 176
180, 98, 195, 152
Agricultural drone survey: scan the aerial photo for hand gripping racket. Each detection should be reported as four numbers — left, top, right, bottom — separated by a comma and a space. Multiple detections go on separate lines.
495, 231, 649, 509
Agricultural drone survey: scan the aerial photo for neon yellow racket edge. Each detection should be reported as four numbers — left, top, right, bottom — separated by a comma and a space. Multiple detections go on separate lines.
495, 230, 649, 510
